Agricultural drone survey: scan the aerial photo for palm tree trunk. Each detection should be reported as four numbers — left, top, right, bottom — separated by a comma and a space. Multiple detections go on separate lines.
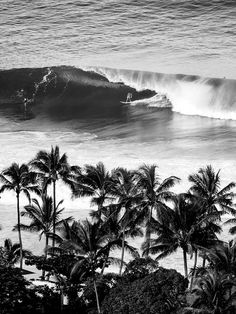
183, 249, 188, 278
101, 255, 108, 275
202, 254, 206, 268
119, 228, 125, 275
93, 279, 101, 314
190, 249, 198, 291
16, 193, 23, 269
45, 234, 49, 259
97, 201, 103, 222
42, 234, 49, 280
52, 180, 56, 248
145, 207, 153, 257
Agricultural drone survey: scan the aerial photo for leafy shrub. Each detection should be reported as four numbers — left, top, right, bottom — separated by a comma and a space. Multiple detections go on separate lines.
101, 267, 188, 314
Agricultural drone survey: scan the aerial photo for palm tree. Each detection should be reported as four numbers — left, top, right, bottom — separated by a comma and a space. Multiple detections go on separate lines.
189, 165, 236, 267
0, 163, 38, 268
53, 214, 139, 275
99, 203, 142, 275
3, 238, 31, 266
191, 270, 236, 313
60, 219, 137, 314
72, 162, 114, 221
189, 165, 236, 217
30, 146, 74, 247
17, 196, 72, 278
60, 219, 110, 314
203, 240, 236, 276
189, 220, 221, 291
17, 196, 72, 256
135, 164, 179, 255
143, 193, 214, 278
111, 168, 143, 274
224, 216, 236, 238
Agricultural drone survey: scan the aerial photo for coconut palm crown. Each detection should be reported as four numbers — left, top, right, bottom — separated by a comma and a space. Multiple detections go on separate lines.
30, 146, 74, 247
135, 164, 180, 255
0, 163, 38, 268
189, 165, 236, 216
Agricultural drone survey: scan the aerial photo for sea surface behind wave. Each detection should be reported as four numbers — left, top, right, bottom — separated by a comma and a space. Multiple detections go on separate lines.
1, 0, 236, 78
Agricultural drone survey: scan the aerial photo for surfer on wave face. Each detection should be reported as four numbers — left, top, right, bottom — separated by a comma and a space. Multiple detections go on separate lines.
126, 92, 132, 102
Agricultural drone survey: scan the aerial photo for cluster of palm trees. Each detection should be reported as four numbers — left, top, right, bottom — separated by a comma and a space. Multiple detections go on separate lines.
1, 146, 236, 313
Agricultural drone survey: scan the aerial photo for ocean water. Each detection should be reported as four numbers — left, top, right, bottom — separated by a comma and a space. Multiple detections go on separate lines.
1, 0, 236, 78
0, 0, 236, 275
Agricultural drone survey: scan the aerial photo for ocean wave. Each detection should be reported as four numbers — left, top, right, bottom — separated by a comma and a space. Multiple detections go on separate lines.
0, 66, 155, 119
89, 66, 236, 120
0, 65, 236, 120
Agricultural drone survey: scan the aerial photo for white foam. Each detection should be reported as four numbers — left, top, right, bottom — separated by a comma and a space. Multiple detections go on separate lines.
89, 67, 236, 120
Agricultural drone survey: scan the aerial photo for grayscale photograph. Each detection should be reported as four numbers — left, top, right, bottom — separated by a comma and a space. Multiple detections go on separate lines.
0, 1, 236, 313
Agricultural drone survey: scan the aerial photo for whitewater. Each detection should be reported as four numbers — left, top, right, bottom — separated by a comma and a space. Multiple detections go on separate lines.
86, 66, 236, 120
1, 0, 236, 275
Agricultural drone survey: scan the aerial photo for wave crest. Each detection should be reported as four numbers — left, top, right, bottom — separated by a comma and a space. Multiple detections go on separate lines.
89, 66, 236, 120
0, 65, 236, 120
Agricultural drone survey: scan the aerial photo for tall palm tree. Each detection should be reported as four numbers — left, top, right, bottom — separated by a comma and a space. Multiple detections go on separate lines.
0, 163, 38, 268
189, 165, 236, 266
99, 203, 142, 275
189, 220, 221, 291
30, 146, 74, 247
111, 168, 143, 274
53, 214, 139, 275
72, 162, 114, 221
189, 165, 236, 217
60, 219, 138, 314
135, 164, 179, 255
17, 196, 72, 257
60, 219, 111, 314
16, 196, 72, 278
143, 193, 215, 278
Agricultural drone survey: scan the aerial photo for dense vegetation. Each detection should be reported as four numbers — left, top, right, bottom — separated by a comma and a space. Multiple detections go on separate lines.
1, 145, 236, 313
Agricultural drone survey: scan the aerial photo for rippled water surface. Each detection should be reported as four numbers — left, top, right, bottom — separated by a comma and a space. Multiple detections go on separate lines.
1, 0, 236, 77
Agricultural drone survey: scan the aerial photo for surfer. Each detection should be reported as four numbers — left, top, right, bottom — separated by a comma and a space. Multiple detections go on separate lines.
23, 95, 35, 112
126, 92, 132, 102
23, 98, 28, 111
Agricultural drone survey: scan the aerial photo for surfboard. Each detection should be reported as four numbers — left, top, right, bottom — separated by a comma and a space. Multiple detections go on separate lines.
120, 101, 132, 104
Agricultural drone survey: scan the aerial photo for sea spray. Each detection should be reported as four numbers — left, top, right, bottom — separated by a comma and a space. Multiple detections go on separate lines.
90, 67, 236, 120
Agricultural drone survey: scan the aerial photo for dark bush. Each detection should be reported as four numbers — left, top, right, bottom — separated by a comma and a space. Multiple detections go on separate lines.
101, 267, 188, 314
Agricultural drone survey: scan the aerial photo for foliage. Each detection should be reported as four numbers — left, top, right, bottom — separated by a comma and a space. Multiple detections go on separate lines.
191, 270, 236, 313
122, 256, 159, 281
2, 148, 236, 313
1, 238, 31, 266
25, 253, 79, 278
0, 265, 30, 314
0, 264, 70, 314
0, 247, 8, 266
135, 164, 179, 255
30, 145, 75, 248
189, 165, 236, 216
81, 274, 119, 312
72, 162, 113, 220
101, 267, 188, 314
204, 240, 236, 275
0, 162, 39, 268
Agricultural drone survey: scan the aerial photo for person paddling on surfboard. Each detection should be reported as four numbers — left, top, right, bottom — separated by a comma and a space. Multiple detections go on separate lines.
126, 92, 132, 102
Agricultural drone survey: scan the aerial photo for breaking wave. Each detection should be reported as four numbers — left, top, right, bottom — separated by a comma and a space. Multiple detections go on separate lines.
0, 66, 156, 120
90, 67, 236, 120
0, 65, 235, 120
